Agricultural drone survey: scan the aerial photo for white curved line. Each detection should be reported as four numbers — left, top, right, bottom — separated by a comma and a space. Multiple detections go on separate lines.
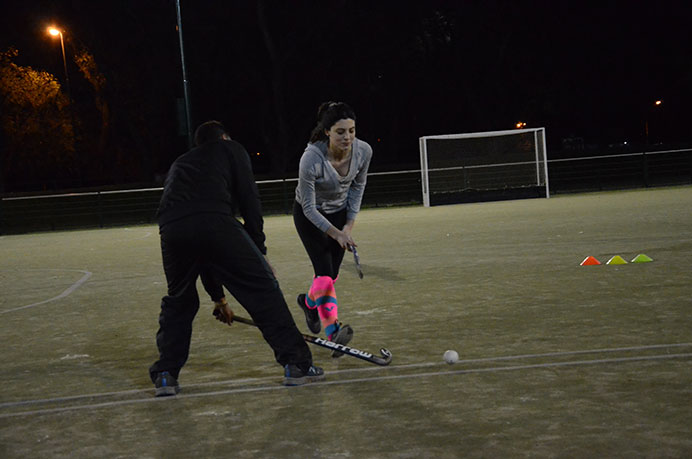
1, 270, 92, 314
120, 229, 153, 240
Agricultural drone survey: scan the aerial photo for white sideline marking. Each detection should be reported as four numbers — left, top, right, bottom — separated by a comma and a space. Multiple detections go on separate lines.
2, 342, 690, 409
1, 348, 690, 419
1, 269, 92, 314
2, 342, 690, 410
402, 342, 692, 369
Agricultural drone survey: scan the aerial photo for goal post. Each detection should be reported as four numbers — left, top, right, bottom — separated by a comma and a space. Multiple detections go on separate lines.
419, 127, 549, 207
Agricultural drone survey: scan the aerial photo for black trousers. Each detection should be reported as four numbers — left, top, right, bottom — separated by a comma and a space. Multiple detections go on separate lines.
292, 200, 347, 279
149, 213, 312, 382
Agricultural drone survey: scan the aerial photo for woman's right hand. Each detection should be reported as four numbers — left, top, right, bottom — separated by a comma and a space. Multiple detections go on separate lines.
327, 226, 356, 250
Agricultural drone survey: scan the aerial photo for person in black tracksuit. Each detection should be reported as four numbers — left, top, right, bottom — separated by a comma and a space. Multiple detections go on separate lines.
149, 121, 324, 396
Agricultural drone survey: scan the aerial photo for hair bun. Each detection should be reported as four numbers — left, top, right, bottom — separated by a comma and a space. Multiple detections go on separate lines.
315, 101, 331, 119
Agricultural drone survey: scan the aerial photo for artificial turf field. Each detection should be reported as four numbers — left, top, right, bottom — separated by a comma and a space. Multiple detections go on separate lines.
1, 186, 691, 458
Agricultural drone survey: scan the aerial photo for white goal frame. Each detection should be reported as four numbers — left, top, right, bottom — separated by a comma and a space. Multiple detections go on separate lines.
419, 127, 549, 207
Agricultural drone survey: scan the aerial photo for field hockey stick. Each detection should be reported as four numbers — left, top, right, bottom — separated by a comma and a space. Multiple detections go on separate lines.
348, 244, 363, 279
230, 314, 392, 366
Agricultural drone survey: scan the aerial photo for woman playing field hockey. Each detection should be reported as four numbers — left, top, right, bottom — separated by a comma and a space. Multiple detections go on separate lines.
293, 101, 373, 356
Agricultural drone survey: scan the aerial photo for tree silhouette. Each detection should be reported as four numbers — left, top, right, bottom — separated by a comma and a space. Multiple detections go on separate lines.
0, 48, 75, 191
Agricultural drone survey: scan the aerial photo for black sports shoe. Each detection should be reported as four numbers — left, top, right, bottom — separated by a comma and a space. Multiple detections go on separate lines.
297, 294, 321, 334
283, 364, 326, 386
330, 323, 354, 358
154, 371, 180, 397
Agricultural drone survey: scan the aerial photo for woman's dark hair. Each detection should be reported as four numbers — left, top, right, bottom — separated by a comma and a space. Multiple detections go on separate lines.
309, 101, 356, 143
194, 120, 228, 146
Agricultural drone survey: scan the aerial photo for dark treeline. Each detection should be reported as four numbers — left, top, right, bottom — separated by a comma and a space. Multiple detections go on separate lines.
1, 1, 690, 192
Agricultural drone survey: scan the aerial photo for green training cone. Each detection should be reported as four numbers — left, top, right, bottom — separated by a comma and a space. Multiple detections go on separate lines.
631, 254, 653, 263
606, 255, 628, 265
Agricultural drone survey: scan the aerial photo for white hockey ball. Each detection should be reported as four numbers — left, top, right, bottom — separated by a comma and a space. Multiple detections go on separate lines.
443, 349, 459, 364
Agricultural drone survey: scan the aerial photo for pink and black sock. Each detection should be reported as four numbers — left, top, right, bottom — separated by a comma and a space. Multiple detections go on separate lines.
306, 275, 339, 340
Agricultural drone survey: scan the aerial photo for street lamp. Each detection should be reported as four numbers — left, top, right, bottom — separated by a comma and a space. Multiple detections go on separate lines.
645, 100, 663, 145
175, 0, 193, 148
47, 26, 71, 98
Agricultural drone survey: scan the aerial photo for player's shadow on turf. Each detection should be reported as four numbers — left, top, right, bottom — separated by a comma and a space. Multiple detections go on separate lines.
354, 264, 406, 282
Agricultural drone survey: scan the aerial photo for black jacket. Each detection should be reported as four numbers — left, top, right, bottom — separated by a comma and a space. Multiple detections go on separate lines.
157, 139, 266, 254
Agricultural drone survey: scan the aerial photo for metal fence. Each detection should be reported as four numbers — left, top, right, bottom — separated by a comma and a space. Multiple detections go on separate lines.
1, 148, 690, 235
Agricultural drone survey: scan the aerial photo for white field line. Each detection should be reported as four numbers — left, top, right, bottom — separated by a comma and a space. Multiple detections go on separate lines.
1, 269, 92, 314
410, 342, 692, 368
4, 342, 689, 410
1, 348, 691, 419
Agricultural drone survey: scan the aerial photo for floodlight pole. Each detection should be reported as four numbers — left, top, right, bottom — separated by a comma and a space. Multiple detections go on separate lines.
175, 0, 193, 148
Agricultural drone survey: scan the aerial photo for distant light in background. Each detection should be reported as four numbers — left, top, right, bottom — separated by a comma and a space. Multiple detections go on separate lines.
515, 122, 526, 129
654, 100, 663, 106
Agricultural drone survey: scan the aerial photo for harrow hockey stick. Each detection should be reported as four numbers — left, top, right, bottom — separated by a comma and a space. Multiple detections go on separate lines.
348, 244, 363, 279
231, 315, 392, 366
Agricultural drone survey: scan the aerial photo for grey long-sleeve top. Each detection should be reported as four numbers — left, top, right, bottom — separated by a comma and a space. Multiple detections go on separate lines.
295, 138, 373, 232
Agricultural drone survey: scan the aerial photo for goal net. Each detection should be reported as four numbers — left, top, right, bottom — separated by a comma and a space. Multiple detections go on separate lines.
419, 128, 549, 207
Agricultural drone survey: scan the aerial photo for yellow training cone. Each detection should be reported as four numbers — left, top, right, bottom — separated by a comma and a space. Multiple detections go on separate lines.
606, 255, 628, 265
631, 254, 653, 263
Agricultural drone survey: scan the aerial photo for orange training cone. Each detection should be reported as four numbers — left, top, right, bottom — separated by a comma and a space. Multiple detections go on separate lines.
580, 256, 601, 266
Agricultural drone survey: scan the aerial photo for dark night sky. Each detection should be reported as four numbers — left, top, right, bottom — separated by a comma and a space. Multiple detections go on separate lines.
1, 1, 691, 189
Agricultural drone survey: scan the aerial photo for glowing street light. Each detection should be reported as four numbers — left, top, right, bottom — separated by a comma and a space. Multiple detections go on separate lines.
645, 100, 664, 145
47, 26, 70, 97
515, 121, 527, 129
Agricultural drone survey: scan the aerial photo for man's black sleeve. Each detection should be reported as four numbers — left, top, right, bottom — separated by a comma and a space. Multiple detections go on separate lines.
228, 142, 267, 255
200, 267, 224, 302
